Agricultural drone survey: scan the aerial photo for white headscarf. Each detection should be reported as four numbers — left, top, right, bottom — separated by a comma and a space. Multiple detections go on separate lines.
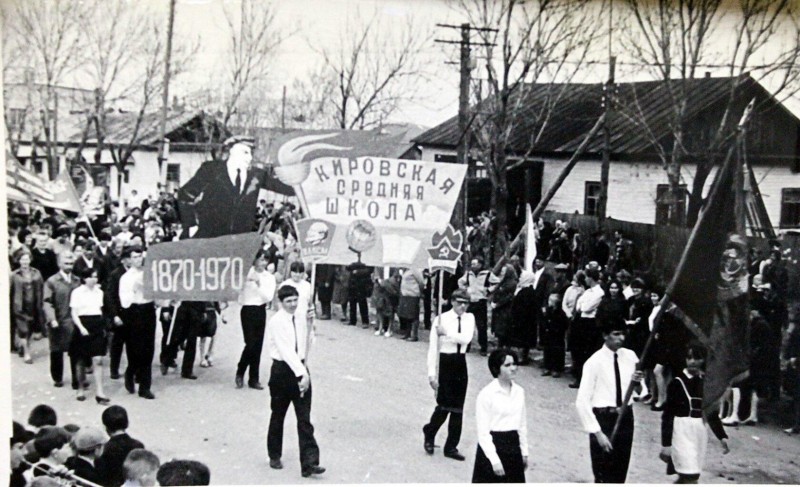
515, 270, 536, 295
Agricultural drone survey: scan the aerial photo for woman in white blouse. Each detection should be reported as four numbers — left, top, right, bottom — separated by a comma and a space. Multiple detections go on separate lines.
472, 349, 528, 483
236, 249, 277, 389
69, 268, 110, 403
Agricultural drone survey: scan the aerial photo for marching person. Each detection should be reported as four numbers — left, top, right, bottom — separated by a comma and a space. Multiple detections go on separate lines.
423, 289, 475, 461
11, 251, 45, 364
472, 349, 528, 483
106, 249, 132, 380
69, 268, 110, 403
118, 246, 157, 400
43, 251, 80, 389
660, 343, 729, 484
569, 268, 605, 388
236, 249, 277, 390
575, 318, 645, 483
458, 256, 490, 356
266, 285, 325, 478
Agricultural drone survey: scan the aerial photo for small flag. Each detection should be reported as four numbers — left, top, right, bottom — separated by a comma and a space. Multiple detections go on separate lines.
524, 204, 536, 272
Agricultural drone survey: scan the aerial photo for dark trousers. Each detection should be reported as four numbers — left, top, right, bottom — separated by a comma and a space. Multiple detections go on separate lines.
163, 302, 202, 376
571, 318, 600, 383
468, 300, 488, 352
109, 325, 128, 375
124, 303, 156, 393
319, 300, 331, 318
589, 409, 634, 483
348, 297, 369, 325
267, 361, 320, 469
237, 305, 266, 383
544, 346, 566, 373
159, 305, 174, 365
423, 289, 432, 329
50, 351, 77, 386
424, 407, 463, 453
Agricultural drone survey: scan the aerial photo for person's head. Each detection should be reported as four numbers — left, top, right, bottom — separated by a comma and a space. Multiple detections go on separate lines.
584, 268, 600, 286
29, 404, 57, 429
253, 249, 268, 271
12, 421, 33, 447
157, 459, 211, 486
35, 232, 49, 250
601, 321, 627, 352
58, 251, 75, 274
124, 449, 161, 487
77, 268, 100, 288
55, 226, 70, 242
769, 249, 782, 262
98, 231, 112, 248
650, 289, 661, 306
83, 240, 95, 254
470, 256, 484, 272
222, 135, 255, 172
487, 349, 519, 380
616, 270, 631, 286
33, 426, 71, 461
124, 246, 144, 269
289, 261, 305, 282
547, 293, 561, 309
607, 280, 621, 296
532, 257, 545, 271
277, 285, 300, 314
572, 270, 586, 288
450, 289, 470, 316
71, 426, 106, 458
684, 342, 707, 373
102, 405, 129, 433
16, 250, 32, 269
630, 278, 645, 296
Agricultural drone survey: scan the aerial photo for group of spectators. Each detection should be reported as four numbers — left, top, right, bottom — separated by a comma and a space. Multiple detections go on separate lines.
10, 403, 210, 487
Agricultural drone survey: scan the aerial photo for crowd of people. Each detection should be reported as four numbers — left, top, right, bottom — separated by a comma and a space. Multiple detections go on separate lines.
10, 403, 210, 487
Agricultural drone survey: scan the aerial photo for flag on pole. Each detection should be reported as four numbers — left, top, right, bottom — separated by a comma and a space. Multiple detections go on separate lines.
6, 152, 83, 213
524, 204, 536, 272
668, 151, 750, 413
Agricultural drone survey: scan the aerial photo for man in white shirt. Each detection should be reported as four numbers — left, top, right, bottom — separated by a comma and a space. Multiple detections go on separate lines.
575, 320, 644, 483
423, 289, 476, 461
570, 268, 606, 388
118, 246, 157, 400
266, 285, 325, 478
458, 256, 490, 356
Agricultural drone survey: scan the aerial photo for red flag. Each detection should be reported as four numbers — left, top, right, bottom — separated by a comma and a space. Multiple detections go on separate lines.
46, 171, 84, 213
668, 149, 750, 413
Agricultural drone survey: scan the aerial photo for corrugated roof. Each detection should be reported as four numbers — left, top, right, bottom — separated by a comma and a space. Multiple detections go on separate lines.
414, 75, 777, 157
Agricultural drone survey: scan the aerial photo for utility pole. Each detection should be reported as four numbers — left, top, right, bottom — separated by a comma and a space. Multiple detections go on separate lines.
158, 0, 177, 181
597, 56, 615, 221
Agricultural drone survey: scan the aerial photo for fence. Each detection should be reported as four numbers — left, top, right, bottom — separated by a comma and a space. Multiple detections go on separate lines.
542, 211, 800, 300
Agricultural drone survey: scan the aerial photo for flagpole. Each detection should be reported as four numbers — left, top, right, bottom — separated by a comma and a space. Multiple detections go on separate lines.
610, 140, 739, 442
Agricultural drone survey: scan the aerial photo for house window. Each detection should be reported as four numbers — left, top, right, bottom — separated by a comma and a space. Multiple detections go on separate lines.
655, 184, 687, 226
780, 188, 800, 228
166, 163, 180, 186
584, 181, 601, 216
6, 108, 25, 128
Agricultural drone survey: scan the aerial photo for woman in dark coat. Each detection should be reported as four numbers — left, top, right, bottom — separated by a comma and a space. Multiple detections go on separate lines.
509, 272, 536, 363
332, 266, 350, 321
596, 280, 627, 333
10, 251, 45, 363
489, 265, 518, 348
625, 278, 652, 357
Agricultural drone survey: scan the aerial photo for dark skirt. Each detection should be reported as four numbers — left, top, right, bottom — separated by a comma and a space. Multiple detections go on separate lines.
70, 315, 107, 363
472, 431, 525, 483
397, 296, 420, 320
437, 353, 468, 411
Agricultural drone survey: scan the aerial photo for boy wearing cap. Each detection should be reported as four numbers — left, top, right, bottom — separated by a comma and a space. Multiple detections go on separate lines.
65, 426, 107, 485
423, 289, 475, 461
177, 135, 268, 239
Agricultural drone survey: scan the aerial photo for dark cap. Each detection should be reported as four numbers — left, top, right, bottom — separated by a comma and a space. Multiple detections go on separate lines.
450, 289, 470, 303
222, 135, 256, 150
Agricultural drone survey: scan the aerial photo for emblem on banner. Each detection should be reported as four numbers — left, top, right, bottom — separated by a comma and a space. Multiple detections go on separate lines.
427, 224, 463, 274
296, 218, 336, 261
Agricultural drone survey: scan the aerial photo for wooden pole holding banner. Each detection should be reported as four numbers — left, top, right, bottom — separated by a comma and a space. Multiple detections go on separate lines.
437, 270, 444, 320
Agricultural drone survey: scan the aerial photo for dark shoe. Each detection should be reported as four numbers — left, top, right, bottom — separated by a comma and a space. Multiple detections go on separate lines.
423, 428, 434, 454
181, 374, 198, 380
235, 375, 244, 389
95, 396, 111, 405
139, 391, 156, 400
405, 336, 419, 342
110, 372, 121, 380
301, 466, 326, 477
269, 459, 283, 470
783, 427, 799, 435
552, 372, 562, 378
160, 364, 169, 376
568, 382, 580, 389
319, 315, 331, 320
124, 373, 135, 394
444, 450, 466, 461
541, 370, 552, 377
248, 382, 264, 390
77, 394, 86, 401
54, 381, 64, 388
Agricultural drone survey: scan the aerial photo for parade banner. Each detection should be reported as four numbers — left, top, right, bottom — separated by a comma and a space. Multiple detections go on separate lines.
143, 232, 263, 301
296, 218, 336, 261
427, 224, 464, 274
273, 132, 467, 268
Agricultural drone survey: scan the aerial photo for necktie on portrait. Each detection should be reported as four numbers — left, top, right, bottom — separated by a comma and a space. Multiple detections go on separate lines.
614, 352, 622, 407
457, 316, 462, 354
235, 169, 242, 194
292, 316, 298, 354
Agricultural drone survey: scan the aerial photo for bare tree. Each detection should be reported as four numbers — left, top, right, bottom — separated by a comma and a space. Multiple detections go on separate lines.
311, 12, 433, 130
455, 0, 600, 260
218, 0, 289, 129
2, 0, 88, 178
619, 0, 800, 226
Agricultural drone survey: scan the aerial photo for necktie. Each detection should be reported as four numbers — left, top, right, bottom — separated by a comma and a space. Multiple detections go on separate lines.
457, 316, 462, 354
614, 352, 622, 407
235, 169, 242, 194
292, 316, 298, 354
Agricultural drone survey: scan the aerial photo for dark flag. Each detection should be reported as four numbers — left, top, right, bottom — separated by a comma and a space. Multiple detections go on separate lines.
668, 149, 750, 413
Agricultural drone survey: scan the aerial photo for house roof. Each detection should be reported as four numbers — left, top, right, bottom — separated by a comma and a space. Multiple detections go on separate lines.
413, 75, 787, 158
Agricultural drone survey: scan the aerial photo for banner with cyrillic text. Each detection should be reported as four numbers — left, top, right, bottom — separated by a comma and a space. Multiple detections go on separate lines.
143, 232, 262, 301
296, 157, 467, 268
